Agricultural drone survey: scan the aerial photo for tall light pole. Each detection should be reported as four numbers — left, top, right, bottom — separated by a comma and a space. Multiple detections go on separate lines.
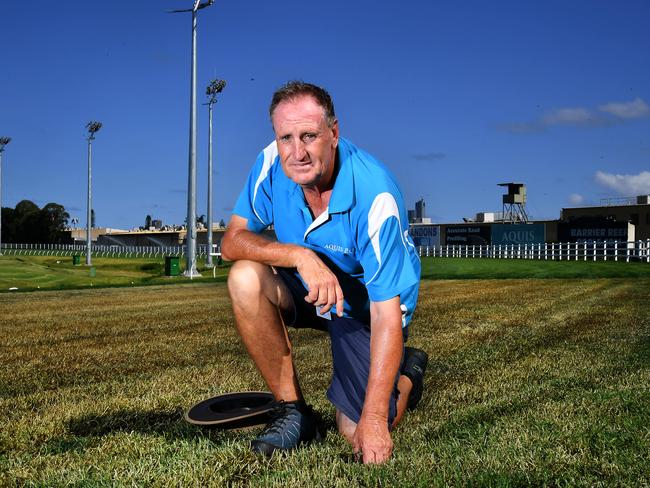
85, 121, 102, 266
205, 78, 226, 268
169, 0, 215, 278
0, 137, 11, 256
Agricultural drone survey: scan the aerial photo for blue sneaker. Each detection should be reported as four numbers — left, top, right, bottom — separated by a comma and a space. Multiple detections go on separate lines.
251, 400, 324, 456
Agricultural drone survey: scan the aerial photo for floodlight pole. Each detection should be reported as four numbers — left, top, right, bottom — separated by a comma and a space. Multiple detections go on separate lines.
0, 137, 11, 256
85, 122, 102, 266
185, 4, 200, 277
169, 0, 214, 277
205, 78, 225, 268
206, 94, 214, 267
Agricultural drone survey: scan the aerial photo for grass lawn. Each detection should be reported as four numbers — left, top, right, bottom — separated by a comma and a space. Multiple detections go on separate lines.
0, 255, 229, 292
1, 273, 649, 486
2, 255, 650, 294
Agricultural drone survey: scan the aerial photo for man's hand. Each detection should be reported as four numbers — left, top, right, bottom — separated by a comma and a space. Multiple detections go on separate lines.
295, 249, 344, 317
352, 414, 393, 464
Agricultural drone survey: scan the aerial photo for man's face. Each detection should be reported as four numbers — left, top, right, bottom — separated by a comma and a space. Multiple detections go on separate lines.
272, 95, 339, 190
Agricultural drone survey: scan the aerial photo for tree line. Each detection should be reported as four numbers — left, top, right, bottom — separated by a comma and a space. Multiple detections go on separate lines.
1, 200, 70, 244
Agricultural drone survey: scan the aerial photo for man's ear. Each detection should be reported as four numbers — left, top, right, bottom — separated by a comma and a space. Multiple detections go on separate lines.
331, 119, 339, 147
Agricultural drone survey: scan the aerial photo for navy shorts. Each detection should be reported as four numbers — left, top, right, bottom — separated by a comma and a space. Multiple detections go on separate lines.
276, 267, 404, 425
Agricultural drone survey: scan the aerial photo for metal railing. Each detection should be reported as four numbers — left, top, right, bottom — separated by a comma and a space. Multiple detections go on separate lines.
416, 240, 650, 263
2, 241, 649, 263
0, 243, 220, 259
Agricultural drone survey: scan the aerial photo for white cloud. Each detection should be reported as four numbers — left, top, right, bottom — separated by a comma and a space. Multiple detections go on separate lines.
500, 105, 607, 134
595, 170, 650, 196
542, 107, 597, 126
598, 98, 650, 119
502, 97, 650, 134
568, 193, 584, 205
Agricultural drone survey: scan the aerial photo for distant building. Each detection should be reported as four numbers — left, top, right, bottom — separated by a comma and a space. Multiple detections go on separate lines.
409, 198, 431, 224
561, 194, 649, 241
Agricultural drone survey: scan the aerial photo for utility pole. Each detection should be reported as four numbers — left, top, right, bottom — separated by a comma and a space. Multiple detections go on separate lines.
85, 122, 102, 266
205, 78, 226, 267
169, 0, 215, 278
0, 137, 11, 256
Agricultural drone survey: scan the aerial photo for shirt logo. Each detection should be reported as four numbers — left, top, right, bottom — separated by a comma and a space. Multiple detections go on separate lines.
323, 243, 352, 254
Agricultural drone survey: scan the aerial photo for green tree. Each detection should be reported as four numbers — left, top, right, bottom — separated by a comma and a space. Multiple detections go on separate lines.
1, 206, 16, 242
40, 203, 70, 243
1, 200, 70, 243
13, 200, 41, 243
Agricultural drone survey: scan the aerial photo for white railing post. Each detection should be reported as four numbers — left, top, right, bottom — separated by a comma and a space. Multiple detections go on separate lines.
614, 241, 618, 262
603, 241, 607, 261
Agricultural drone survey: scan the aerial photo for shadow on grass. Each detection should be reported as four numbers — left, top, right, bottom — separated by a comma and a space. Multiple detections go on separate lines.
62, 407, 338, 451
67, 408, 190, 438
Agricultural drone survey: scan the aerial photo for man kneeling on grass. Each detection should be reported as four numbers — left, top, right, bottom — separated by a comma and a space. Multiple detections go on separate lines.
221, 81, 428, 464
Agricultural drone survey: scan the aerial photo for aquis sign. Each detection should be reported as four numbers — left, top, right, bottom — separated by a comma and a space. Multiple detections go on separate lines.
491, 224, 546, 245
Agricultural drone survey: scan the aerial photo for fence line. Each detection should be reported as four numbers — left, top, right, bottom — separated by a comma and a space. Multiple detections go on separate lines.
0, 243, 219, 259
416, 240, 650, 263
1, 241, 649, 263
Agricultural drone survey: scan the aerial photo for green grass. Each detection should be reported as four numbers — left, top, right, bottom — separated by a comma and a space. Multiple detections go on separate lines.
2, 255, 649, 294
0, 255, 229, 292
420, 257, 650, 279
1, 277, 648, 486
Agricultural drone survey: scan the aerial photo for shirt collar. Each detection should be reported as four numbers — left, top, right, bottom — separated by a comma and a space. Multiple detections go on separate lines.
328, 137, 355, 213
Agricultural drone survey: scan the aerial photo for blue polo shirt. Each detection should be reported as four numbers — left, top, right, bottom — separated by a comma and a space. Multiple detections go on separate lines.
233, 137, 420, 327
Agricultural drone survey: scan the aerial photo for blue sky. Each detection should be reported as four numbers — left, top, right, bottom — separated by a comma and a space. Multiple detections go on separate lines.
1, 0, 649, 229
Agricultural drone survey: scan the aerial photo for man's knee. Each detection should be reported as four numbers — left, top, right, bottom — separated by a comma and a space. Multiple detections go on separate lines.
227, 260, 268, 302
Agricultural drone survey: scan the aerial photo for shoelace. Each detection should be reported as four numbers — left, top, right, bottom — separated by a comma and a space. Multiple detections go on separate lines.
262, 401, 296, 436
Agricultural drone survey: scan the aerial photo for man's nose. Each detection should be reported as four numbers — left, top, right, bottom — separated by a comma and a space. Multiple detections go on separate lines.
292, 140, 307, 160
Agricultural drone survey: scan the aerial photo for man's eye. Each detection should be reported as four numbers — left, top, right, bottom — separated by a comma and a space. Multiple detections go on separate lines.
303, 133, 317, 141
280, 135, 291, 142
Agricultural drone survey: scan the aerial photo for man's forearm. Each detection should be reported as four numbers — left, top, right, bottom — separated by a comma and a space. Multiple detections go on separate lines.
221, 226, 306, 268
362, 298, 404, 421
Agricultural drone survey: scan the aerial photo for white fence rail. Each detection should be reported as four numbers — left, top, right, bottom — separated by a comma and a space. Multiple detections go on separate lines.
416, 240, 650, 263
0, 243, 219, 259
2, 241, 649, 263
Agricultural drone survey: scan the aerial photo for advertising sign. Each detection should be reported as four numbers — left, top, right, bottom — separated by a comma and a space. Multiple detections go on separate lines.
491, 224, 545, 245
409, 225, 440, 247
558, 221, 634, 243
444, 225, 491, 245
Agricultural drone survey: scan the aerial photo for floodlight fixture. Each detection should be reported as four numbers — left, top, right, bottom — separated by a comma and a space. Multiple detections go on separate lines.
206, 79, 226, 98
0, 136, 11, 255
86, 121, 102, 140
85, 121, 102, 266
169, 0, 216, 278
205, 78, 226, 267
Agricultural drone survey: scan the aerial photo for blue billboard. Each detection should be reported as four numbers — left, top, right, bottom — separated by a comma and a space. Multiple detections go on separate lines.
491, 224, 545, 245
409, 224, 440, 247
